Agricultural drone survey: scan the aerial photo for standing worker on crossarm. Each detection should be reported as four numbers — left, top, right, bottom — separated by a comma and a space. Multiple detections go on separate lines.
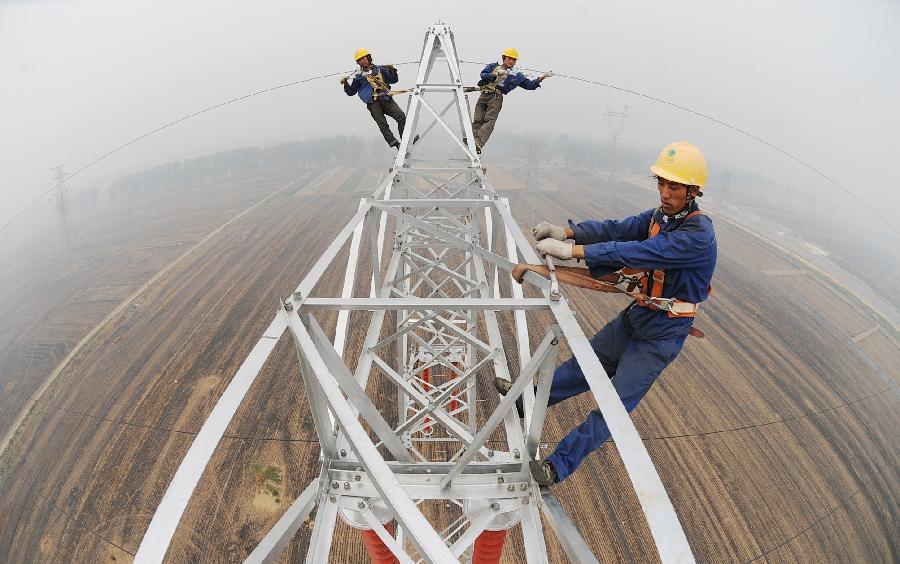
498, 141, 717, 485
471, 48, 551, 153
342, 49, 409, 149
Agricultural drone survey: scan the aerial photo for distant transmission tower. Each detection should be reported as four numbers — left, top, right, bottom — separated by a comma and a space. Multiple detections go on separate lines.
50, 164, 72, 244
604, 105, 628, 199
523, 141, 547, 192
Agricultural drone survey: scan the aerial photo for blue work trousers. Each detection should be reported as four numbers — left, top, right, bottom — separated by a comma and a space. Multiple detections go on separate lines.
546, 309, 685, 482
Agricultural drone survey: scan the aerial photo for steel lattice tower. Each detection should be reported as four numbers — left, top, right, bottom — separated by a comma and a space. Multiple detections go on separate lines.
136, 24, 693, 563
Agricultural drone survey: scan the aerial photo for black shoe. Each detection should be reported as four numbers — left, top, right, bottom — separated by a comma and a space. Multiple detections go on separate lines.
390, 141, 401, 150
492, 377, 524, 418
412, 134, 420, 145
529, 460, 558, 486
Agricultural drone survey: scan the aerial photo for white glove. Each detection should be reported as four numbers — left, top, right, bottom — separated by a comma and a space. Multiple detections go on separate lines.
535, 239, 573, 260
532, 221, 566, 241
494, 67, 509, 78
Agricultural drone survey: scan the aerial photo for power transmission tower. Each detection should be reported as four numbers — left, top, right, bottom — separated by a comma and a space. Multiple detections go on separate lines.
522, 140, 547, 193
604, 105, 628, 207
50, 164, 71, 245
136, 24, 693, 564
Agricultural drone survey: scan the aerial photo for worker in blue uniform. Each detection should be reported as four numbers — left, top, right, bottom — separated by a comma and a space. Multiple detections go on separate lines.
498, 141, 717, 485
342, 48, 409, 149
471, 48, 551, 153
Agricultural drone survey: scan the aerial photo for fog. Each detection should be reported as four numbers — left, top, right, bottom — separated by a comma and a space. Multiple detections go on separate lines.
2, 0, 899, 238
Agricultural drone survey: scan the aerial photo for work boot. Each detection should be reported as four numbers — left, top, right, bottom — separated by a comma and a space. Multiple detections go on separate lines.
390, 141, 401, 150
529, 460, 558, 486
492, 376, 524, 418
412, 134, 420, 145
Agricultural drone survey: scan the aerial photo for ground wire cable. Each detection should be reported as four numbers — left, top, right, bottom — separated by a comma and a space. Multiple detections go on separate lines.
0, 62, 421, 233
459, 60, 898, 236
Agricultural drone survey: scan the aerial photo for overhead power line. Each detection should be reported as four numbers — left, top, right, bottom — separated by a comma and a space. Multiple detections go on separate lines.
459, 60, 897, 236
0, 62, 420, 232
4, 61, 893, 237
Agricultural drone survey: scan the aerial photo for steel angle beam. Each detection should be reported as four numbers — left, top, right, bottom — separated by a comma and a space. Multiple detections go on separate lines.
301, 298, 548, 311
284, 309, 456, 562
539, 487, 599, 564
244, 478, 321, 564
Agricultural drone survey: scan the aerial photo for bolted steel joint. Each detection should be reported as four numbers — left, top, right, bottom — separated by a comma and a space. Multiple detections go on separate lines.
343, 482, 351, 490
331, 481, 339, 490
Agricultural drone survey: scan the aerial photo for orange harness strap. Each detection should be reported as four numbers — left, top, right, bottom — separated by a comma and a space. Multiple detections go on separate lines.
511, 263, 704, 336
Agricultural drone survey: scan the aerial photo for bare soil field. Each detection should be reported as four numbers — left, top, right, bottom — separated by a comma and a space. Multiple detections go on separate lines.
0, 171, 311, 444
0, 166, 897, 562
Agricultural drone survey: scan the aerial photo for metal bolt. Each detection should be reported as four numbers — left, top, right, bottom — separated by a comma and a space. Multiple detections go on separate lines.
358, 500, 366, 509
283, 301, 293, 311
488, 449, 495, 457
551, 338, 559, 346
513, 449, 521, 460
497, 476, 504, 484
340, 449, 347, 457
293, 291, 303, 299
331, 481, 339, 489
329, 495, 336, 502
343, 482, 351, 490
354, 475, 361, 482
520, 483, 528, 491
507, 484, 515, 491
490, 502, 500, 511
523, 497, 530, 505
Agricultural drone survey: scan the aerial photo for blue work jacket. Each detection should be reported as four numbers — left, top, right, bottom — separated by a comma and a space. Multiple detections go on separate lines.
343, 65, 399, 104
477, 63, 542, 94
569, 201, 717, 340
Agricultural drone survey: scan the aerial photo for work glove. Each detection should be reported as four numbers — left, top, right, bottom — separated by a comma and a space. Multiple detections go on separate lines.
540, 71, 554, 81
535, 239, 573, 260
385, 64, 396, 71
532, 221, 566, 241
340, 76, 349, 85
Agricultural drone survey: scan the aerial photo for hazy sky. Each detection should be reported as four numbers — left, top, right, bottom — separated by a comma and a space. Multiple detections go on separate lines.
2, 0, 899, 233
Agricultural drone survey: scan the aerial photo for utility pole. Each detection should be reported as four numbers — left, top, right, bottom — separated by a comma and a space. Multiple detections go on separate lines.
50, 164, 71, 245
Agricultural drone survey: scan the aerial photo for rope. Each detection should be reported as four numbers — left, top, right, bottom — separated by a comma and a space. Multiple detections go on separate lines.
458, 60, 897, 236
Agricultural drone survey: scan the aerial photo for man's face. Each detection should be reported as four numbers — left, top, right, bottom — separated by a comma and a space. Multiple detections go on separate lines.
502, 56, 516, 69
357, 56, 371, 69
656, 176, 695, 215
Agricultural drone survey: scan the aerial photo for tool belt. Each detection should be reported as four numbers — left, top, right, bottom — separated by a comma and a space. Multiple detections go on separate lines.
511, 263, 705, 337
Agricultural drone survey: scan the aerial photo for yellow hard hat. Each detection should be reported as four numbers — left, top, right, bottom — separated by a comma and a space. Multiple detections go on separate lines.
502, 47, 519, 59
650, 141, 708, 189
354, 48, 370, 62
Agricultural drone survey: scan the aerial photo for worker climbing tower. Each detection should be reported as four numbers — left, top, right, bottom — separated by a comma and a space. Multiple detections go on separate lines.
135, 23, 694, 563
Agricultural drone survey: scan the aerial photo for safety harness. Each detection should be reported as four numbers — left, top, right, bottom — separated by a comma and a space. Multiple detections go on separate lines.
480, 65, 509, 96
363, 68, 391, 100
513, 209, 709, 336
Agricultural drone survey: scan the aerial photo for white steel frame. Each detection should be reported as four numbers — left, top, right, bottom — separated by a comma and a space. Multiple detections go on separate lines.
135, 23, 694, 563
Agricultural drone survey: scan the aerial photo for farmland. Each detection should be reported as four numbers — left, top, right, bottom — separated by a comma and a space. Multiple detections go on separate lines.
0, 163, 897, 562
